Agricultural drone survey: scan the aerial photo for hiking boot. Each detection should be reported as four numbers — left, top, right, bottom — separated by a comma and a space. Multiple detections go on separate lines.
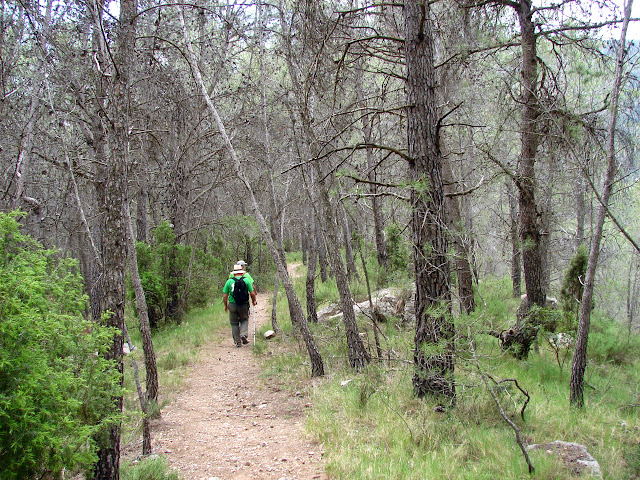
241, 335, 249, 345
235, 342, 242, 348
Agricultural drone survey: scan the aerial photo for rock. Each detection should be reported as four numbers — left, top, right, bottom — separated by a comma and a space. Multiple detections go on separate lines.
317, 286, 417, 324
528, 440, 602, 478
264, 330, 276, 339
517, 294, 558, 320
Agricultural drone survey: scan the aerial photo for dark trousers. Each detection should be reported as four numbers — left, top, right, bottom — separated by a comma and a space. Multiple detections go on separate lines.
228, 302, 249, 345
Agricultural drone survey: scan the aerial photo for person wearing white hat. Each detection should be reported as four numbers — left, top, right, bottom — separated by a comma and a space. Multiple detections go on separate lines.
228, 260, 255, 289
222, 264, 257, 347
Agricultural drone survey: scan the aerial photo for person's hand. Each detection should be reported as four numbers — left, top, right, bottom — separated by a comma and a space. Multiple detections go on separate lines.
224, 304, 228, 312
253, 300, 257, 306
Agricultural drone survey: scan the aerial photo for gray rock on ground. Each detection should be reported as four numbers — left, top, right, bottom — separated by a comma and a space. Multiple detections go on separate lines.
528, 440, 602, 478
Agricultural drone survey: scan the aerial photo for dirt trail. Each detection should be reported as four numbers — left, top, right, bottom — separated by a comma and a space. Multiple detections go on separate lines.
151, 287, 327, 480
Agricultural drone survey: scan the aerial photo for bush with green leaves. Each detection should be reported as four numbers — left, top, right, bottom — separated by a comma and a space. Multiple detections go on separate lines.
385, 222, 411, 277
134, 222, 191, 327
0, 212, 121, 480
559, 244, 588, 330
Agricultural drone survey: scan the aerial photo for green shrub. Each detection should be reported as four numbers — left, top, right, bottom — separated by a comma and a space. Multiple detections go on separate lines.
134, 222, 216, 327
0, 212, 121, 480
589, 316, 640, 365
121, 456, 181, 480
559, 244, 588, 330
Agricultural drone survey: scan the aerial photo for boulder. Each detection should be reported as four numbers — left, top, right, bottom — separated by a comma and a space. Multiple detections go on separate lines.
528, 441, 602, 478
316, 287, 417, 324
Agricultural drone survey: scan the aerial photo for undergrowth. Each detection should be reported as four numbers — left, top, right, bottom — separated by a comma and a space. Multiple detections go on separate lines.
261, 258, 640, 480
121, 254, 640, 480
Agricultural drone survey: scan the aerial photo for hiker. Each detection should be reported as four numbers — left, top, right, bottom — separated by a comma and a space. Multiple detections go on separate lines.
223, 264, 257, 347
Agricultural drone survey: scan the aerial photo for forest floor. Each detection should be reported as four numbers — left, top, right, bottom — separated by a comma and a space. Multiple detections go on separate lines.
148, 267, 328, 480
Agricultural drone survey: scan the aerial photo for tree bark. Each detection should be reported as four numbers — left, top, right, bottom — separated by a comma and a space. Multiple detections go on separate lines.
443, 160, 475, 314
315, 171, 370, 370
306, 221, 319, 324
91, 0, 137, 476
570, 0, 633, 409
506, 178, 522, 298
271, 273, 281, 333
516, 0, 546, 310
124, 202, 159, 410
342, 209, 359, 281
575, 173, 586, 249
404, 0, 455, 400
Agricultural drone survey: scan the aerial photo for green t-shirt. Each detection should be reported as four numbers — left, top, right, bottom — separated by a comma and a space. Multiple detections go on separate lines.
223, 276, 254, 303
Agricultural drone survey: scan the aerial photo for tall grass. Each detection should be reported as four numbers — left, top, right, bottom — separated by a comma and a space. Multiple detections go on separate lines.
263, 256, 640, 479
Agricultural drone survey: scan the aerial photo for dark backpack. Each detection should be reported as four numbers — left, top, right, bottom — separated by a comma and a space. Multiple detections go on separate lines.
232, 277, 250, 305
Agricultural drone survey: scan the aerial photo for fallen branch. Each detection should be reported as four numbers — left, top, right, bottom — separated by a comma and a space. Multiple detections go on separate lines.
468, 328, 535, 474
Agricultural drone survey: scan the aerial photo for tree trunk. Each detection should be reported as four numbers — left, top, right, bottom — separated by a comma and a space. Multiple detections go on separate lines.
342, 210, 359, 281
271, 273, 281, 334
306, 223, 319, 324
517, 0, 546, 310
570, 0, 633, 409
506, 178, 522, 298
575, 173, 586, 249
180, 9, 324, 376
124, 203, 159, 410
403, 0, 455, 400
496, 0, 547, 359
318, 228, 329, 282
443, 160, 475, 314
315, 172, 370, 370
91, 0, 137, 476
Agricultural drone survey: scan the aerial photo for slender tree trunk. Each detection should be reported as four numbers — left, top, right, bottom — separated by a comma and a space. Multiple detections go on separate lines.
575, 173, 586, 249
403, 0, 455, 400
180, 9, 323, 376
306, 224, 319, 324
342, 210, 359, 281
443, 160, 475, 314
506, 179, 522, 298
570, 0, 633, 409
315, 171, 370, 370
124, 203, 159, 411
301, 229, 308, 265
318, 228, 328, 282
271, 273, 281, 333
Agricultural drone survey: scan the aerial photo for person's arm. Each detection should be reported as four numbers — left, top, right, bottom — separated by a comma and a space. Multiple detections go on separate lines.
250, 290, 257, 306
223, 293, 229, 312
